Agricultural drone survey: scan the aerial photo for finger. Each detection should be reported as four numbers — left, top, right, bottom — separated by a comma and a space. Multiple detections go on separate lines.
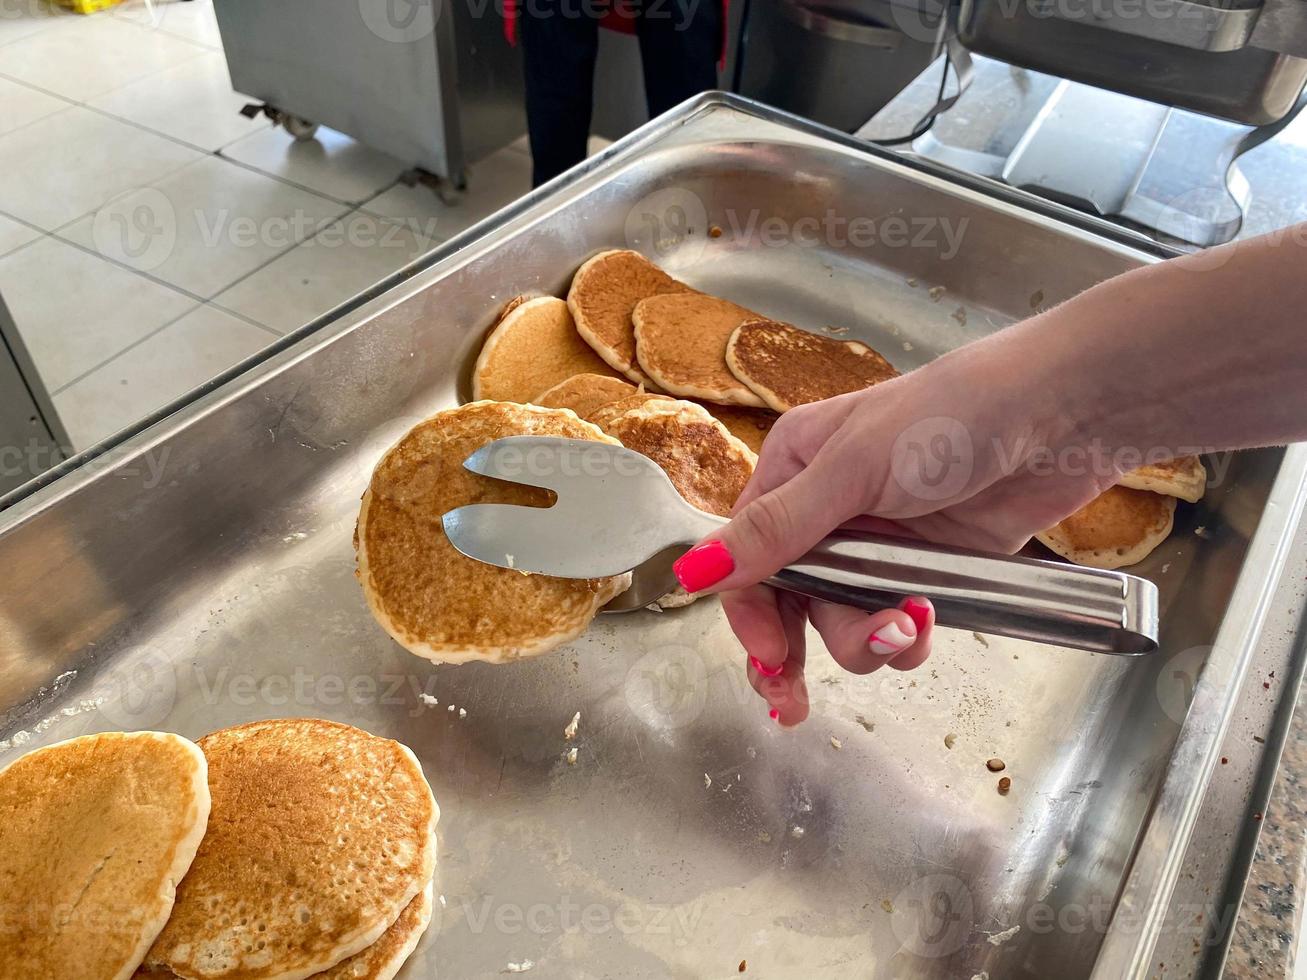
734, 396, 861, 512
808, 600, 919, 675
755, 592, 810, 727
673, 449, 862, 595
888, 596, 935, 672
723, 584, 788, 678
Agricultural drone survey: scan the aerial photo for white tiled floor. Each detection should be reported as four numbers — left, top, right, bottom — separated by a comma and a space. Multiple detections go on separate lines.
0, 0, 538, 452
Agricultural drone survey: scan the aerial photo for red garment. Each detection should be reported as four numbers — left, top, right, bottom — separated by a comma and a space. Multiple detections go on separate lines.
502, 0, 729, 68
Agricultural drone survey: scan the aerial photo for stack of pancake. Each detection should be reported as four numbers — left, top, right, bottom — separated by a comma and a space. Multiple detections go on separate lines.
0, 719, 437, 980
1036, 456, 1207, 569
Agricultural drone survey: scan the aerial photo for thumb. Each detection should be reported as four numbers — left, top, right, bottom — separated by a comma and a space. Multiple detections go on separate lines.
672, 454, 859, 595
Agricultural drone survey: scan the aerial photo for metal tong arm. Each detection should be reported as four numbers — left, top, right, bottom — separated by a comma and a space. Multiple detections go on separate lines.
684, 510, 1158, 655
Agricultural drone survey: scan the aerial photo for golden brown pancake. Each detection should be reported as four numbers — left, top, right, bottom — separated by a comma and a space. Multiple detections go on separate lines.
316, 881, 433, 980
726, 318, 900, 412
1035, 486, 1176, 569
535, 373, 638, 420
1119, 455, 1207, 503
471, 296, 620, 403
0, 731, 210, 980
145, 719, 438, 980
695, 402, 777, 455
632, 293, 768, 407
601, 400, 757, 518
567, 249, 693, 386
355, 401, 631, 663
583, 391, 677, 430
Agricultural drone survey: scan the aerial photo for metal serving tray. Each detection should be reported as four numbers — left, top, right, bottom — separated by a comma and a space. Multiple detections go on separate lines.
2, 95, 1305, 979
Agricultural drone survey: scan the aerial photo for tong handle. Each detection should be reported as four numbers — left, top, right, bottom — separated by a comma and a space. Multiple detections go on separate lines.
759, 531, 1157, 654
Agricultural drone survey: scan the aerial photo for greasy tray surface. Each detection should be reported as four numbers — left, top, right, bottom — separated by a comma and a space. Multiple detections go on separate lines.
1, 96, 1302, 980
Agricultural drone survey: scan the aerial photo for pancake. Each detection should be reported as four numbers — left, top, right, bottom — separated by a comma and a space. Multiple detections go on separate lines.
316, 881, 433, 980
632, 293, 768, 408
1035, 486, 1176, 569
1118, 455, 1207, 503
535, 373, 638, 420
695, 402, 776, 455
726, 318, 900, 412
601, 400, 756, 519
355, 401, 631, 663
471, 296, 620, 403
145, 719, 438, 980
0, 731, 210, 980
583, 391, 676, 430
567, 249, 693, 386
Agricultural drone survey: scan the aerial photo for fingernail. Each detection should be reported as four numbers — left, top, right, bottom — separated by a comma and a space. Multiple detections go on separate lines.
902, 598, 931, 633
750, 655, 783, 677
673, 540, 734, 593
768, 708, 780, 720
869, 622, 915, 656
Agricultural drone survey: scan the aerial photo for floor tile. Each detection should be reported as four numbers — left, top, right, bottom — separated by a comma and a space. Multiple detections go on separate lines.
0, 213, 41, 256
0, 0, 71, 48
0, 74, 70, 137
53, 303, 275, 449
60, 154, 349, 299
0, 12, 207, 100
0, 236, 194, 391
0, 106, 202, 229
110, 0, 223, 49
212, 210, 432, 333
89, 51, 271, 152
220, 125, 407, 205
506, 133, 613, 159
363, 143, 532, 241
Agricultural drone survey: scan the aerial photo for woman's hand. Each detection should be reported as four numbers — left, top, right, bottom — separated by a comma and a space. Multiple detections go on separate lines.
673, 339, 1118, 726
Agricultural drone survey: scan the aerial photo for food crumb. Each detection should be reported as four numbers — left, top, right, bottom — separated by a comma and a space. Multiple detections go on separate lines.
439, 894, 447, 907
944, 733, 958, 750
986, 758, 1006, 772
505, 961, 535, 973
972, 632, 989, 648
951, 306, 967, 326
824, 325, 850, 336
1029, 289, 1045, 308
564, 711, 581, 740
1221, 757, 1229, 764
791, 826, 805, 839
928, 285, 945, 302
758, 831, 772, 843
747, 746, 757, 759
881, 899, 894, 913
505, 553, 515, 569
704, 773, 712, 789
447, 704, 456, 713
1161, 563, 1171, 574
418, 693, 439, 707
709, 225, 723, 238
459, 707, 467, 719
1254, 812, 1263, 821
1254, 735, 1266, 744
906, 277, 918, 287
986, 925, 1020, 946
566, 747, 578, 765
829, 735, 843, 751
998, 776, 1012, 795
1194, 525, 1210, 538
855, 715, 875, 733
738, 959, 747, 973
902, 341, 915, 351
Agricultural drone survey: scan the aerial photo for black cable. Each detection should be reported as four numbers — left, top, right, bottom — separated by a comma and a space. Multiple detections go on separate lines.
872, 49, 951, 148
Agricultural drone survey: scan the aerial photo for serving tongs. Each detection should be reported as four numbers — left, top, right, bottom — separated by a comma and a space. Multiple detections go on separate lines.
442, 437, 1159, 655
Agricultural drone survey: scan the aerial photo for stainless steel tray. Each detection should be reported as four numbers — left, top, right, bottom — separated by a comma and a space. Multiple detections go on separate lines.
2, 95, 1305, 980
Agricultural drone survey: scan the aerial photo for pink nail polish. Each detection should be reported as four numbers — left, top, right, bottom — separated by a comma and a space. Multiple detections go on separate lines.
869, 622, 914, 656
768, 708, 779, 720
903, 598, 931, 633
750, 655, 783, 677
673, 540, 735, 593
